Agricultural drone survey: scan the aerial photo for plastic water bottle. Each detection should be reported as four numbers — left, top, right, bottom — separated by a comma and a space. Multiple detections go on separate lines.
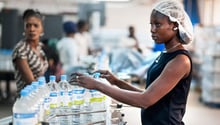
89, 89, 106, 124
71, 81, 85, 124
13, 89, 38, 125
59, 75, 72, 112
47, 75, 60, 125
89, 72, 106, 123
38, 78, 50, 122
23, 85, 39, 118
82, 88, 92, 124
38, 77, 50, 118
58, 74, 72, 125
81, 73, 93, 124
48, 75, 60, 114
22, 83, 40, 122
32, 81, 44, 121
100, 78, 112, 125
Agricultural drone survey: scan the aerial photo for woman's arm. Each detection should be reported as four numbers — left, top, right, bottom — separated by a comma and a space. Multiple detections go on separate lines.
78, 54, 190, 108
113, 78, 143, 92
15, 58, 35, 85
97, 70, 143, 92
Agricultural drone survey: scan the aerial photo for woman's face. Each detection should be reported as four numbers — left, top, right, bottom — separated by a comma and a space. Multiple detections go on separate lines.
24, 16, 43, 42
150, 10, 176, 44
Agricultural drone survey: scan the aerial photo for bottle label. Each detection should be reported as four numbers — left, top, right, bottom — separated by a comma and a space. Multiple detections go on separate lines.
44, 97, 51, 115
90, 90, 106, 102
50, 92, 58, 108
72, 89, 85, 105
60, 91, 72, 107
69, 91, 73, 106
13, 113, 37, 125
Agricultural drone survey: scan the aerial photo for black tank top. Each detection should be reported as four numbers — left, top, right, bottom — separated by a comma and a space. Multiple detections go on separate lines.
141, 50, 192, 125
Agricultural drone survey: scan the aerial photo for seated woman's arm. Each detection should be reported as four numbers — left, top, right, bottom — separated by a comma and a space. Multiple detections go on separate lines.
15, 58, 35, 85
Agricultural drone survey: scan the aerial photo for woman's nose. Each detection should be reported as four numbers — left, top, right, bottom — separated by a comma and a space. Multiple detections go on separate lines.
151, 25, 156, 33
30, 25, 35, 31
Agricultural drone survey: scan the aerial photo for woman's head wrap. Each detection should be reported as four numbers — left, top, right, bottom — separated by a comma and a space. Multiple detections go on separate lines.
153, 0, 194, 44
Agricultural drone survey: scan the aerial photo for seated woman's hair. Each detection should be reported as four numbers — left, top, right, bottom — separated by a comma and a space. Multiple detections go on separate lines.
22, 9, 44, 21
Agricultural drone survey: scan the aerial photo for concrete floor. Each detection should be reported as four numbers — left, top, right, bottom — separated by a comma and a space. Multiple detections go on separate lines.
1, 81, 220, 125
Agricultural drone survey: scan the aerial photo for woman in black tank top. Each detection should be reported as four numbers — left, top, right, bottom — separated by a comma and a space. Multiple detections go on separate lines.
70, 0, 194, 125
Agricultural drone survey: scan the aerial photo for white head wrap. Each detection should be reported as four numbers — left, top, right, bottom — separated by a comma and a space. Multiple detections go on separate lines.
153, 0, 194, 44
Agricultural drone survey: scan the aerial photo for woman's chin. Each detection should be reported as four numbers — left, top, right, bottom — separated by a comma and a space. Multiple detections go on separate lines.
26, 37, 39, 42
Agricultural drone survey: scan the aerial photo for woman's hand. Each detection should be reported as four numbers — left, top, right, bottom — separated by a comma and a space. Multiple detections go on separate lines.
96, 70, 119, 85
69, 72, 99, 90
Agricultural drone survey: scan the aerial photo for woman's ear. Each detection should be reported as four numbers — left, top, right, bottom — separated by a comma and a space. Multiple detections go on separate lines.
40, 32, 44, 37
173, 27, 178, 31
173, 22, 179, 31
40, 28, 44, 37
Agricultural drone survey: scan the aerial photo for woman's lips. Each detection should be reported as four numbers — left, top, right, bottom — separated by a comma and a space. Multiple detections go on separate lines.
28, 34, 37, 37
151, 35, 157, 40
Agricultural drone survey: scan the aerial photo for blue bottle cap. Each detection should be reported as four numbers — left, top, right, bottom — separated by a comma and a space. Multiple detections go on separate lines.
93, 72, 101, 78
20, 89, 28, 96
38, 76, 46, 82
61, 75, 67, 81
38, 80, 44, 86
50, 75, 56, 81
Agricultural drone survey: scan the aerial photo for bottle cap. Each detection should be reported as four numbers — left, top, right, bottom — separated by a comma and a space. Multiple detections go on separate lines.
93, 72, 101, 78
32, 82, 39, 90
38, 76, 46, 82
61, 75, 67, 81
20, 89, 28, 96
50, 75, 56, 81
38, 79, 44, 86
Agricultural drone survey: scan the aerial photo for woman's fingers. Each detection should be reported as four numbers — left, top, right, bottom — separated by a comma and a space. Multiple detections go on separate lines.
95, 70, 108, 75
70, 72, 83, 77
100, 74, 111, 78
69, 72, 83, 84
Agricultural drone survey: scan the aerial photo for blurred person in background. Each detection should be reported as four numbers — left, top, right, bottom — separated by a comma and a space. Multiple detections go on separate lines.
56, 21, 80, 75
75, 19, 94, 57
12, 9, 48, 94
42, 39, 64, 83
110, 25, 145, 73
70, 0, 194, 124
119, 25, 142, 53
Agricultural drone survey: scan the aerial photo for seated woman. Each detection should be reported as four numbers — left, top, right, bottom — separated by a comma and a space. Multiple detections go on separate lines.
12, 9, 48, 95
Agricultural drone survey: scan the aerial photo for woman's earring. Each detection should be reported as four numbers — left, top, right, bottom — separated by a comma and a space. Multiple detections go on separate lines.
40, 33, 44, 37
173, 27, 178, 31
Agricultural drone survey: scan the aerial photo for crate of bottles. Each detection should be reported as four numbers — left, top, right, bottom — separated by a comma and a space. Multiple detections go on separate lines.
12, 74, 114, 125
201, 55, 220, 72
201, 78, 220, 103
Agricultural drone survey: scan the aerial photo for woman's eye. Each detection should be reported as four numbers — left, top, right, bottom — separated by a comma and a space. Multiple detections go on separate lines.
26, 24, 31, 28
150, 23, 161, 28
34, 24, 39, 28
155, 23, 161, 28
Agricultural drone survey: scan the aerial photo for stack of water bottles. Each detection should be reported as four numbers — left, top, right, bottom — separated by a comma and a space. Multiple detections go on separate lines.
12, 74, 109, 125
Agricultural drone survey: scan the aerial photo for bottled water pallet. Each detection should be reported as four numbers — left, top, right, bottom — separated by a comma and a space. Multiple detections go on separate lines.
45, 109, 127, 125
200, 97, 220, 108
200, 74, 220, 108
46, 109, 107, 124
201, 84, 220, 108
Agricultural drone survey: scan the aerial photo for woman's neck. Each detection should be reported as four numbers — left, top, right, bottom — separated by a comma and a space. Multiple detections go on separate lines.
165, 43, 181, 52
164, 39, 183, 53
26, 39, 39, 49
